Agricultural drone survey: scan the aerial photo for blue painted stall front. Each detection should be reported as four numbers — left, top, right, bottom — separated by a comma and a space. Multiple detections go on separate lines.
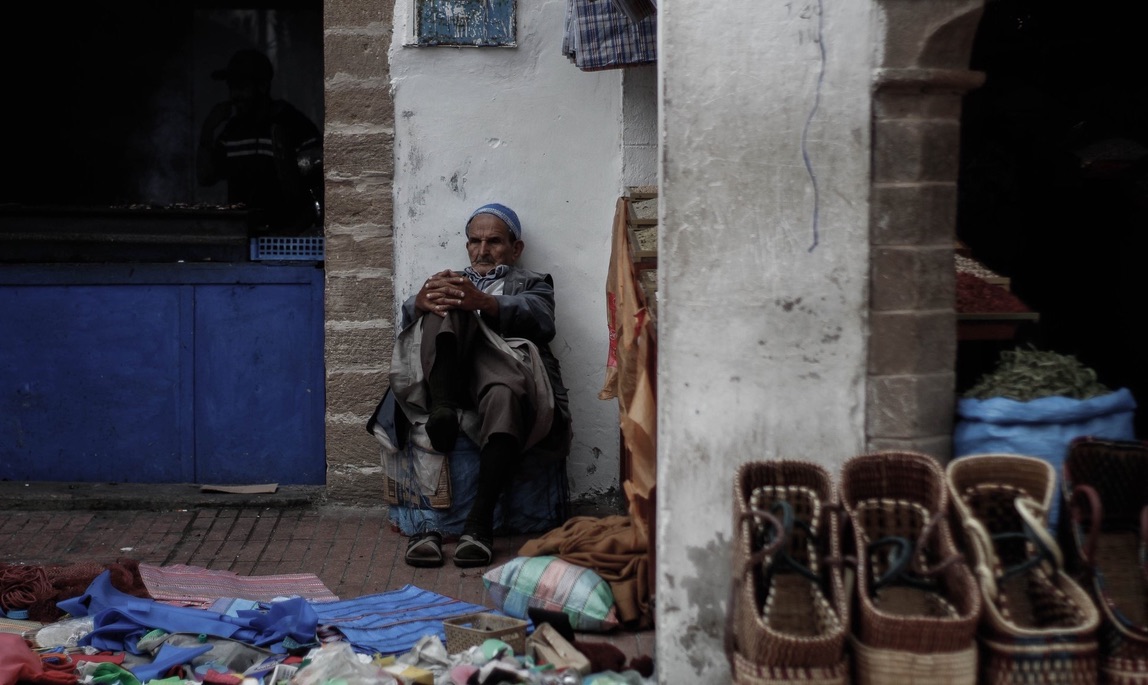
0, 263, 325, 484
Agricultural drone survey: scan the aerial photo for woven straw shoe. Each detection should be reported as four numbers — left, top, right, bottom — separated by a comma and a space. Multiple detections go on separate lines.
949, 453, 1100, 685
1064, 438, 1148, 684
841, 451, 981, 685
727, 460, 849, 685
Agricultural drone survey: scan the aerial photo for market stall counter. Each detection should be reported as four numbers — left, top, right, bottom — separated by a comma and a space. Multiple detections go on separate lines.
0, 211, 325, 485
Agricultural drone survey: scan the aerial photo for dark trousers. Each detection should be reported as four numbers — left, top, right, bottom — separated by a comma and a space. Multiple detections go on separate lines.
419, 310, 535, 448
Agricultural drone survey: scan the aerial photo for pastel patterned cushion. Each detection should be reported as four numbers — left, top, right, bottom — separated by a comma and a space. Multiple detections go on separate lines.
483, 556, 619, 632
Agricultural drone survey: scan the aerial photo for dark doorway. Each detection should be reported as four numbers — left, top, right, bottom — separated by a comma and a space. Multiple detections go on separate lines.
957, 0, 1148, 434
0, 2, 323, 259
0, 3, 328, 486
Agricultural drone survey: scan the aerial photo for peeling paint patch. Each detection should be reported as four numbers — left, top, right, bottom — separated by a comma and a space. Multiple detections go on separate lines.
676, 536, 730, 673
407, 186, 430, 218
416, 0, 516, 47
776, 297, 803, 312
441, 163, 469, 199
407, 144, 424, 174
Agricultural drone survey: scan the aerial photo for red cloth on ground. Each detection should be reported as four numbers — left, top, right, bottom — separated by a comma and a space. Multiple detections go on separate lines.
0, 634, 78, 685
0, 559, 150, 623
203, 670, 243, 685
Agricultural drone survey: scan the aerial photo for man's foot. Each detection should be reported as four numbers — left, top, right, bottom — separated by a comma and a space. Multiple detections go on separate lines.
405, 531, 444, 568
425, 406, 459, 453
454, 533, 493, 568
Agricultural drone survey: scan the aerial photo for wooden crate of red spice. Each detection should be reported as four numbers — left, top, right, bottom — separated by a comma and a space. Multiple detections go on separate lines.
956, 271, 1030, 314
956, 271, 1038, 340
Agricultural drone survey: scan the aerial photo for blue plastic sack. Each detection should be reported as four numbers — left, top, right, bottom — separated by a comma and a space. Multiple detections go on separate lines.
953, 388, 1137, 526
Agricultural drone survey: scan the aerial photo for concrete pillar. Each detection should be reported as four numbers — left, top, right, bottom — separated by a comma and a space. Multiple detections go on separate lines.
657, 0, 875, 679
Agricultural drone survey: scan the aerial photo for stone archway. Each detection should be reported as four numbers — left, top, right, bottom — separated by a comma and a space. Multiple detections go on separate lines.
866, 0, 986, 458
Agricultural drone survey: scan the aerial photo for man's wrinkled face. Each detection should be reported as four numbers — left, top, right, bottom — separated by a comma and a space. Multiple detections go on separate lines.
466, 214, 523, 276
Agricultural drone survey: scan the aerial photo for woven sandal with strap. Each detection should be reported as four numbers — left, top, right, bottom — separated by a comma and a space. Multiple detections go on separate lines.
726, 460, 849, 685
1064, 437, 1148, 683
948, 453, 1099, 685
405, 531, 444, 568
841, 451, 981, 685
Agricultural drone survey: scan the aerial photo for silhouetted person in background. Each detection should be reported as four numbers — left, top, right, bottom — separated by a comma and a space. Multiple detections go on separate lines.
198, 49, 322, 234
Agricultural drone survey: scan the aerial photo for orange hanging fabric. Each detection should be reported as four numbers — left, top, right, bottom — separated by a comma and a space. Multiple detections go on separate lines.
598, 195, 658, 597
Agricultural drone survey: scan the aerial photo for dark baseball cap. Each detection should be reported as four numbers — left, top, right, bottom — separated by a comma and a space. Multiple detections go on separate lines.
211, 49, 274, 83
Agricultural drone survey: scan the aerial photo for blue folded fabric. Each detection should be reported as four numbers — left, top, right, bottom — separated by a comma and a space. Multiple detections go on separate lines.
309, 584, 523, 655
129, 642, 213, 682
57, 571, 318, 654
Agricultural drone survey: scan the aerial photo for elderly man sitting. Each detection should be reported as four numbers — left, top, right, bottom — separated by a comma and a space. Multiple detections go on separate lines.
385, 203, 572, 568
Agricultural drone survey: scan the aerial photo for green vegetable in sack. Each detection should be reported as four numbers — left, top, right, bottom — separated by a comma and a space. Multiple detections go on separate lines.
963, 346, 1110, 401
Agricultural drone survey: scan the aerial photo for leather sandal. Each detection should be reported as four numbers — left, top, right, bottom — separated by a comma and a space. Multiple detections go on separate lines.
405, 531, 444, 568
454, 533, 493, 568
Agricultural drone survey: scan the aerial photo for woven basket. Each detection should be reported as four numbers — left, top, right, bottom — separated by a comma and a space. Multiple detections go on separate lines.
384, 458, 452, 509
948, 453, 1100, 685
840, 451, 981, 670
1064, 438, 1148, 683
443, 612, 527, 655
1101, 627, 1148, 685
727, 460, 848, 683
730, 649, 849, 685
851, 635, 978, 685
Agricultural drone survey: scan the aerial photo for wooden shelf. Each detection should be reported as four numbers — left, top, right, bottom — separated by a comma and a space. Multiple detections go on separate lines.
958, 312, 1039, 341
625, 188, 658, 273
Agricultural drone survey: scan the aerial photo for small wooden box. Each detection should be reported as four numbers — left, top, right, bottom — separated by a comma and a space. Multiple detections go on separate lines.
625, 190, 658, 272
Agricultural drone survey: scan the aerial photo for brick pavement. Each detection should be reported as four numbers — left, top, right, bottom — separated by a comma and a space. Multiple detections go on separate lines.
0, 505, 655, 663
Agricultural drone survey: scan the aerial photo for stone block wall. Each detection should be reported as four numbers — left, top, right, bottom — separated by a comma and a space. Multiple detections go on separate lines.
315, 0, 990, 500
322, 1, 396, 503
866, 0, 984, 459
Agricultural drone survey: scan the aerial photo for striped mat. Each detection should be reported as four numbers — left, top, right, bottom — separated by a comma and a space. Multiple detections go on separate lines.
138, 563, 338, 607
0, 617, 42, 636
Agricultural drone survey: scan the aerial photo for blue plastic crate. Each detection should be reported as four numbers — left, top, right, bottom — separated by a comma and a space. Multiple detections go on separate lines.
250, 237, 325, 261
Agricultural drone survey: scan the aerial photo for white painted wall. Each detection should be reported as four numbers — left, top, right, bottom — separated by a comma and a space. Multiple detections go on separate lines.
389, 0, 625, 498
622, 65, 658, 188
657, 0, 874, 680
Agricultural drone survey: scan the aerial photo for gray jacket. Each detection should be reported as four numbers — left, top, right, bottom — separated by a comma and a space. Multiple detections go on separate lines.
377, 266, 571, 455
